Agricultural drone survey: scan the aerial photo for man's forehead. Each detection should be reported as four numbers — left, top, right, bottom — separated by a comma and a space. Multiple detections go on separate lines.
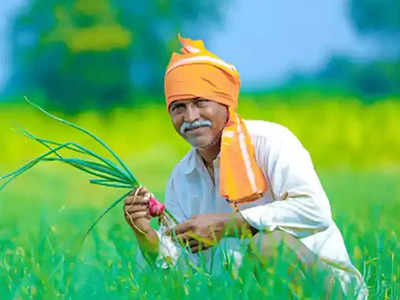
173, 97, 204, 104
170, 97, 214, 107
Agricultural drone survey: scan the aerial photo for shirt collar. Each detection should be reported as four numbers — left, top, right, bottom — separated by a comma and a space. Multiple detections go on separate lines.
184, 148, 221, 175
184, 148, 200, 175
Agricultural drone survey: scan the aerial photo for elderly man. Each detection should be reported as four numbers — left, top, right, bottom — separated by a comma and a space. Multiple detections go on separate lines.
124, 35, 367, 299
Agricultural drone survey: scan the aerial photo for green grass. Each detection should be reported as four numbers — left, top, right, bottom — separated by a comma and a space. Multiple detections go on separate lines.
0, 167, 398, 299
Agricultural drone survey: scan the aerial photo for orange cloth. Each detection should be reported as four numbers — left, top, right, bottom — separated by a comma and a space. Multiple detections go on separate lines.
220, 107, 268, 205
165, 34, 267, 207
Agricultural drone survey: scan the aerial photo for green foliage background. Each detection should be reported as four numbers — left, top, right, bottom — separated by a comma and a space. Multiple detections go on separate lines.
1, 93, 399, 173
8, 0, 228, 112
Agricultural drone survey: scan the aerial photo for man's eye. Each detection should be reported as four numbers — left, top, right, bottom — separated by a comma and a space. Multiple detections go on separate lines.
172, 104, 185, 113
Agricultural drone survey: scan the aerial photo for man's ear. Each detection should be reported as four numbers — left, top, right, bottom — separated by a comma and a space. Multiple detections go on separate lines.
224, 105, 230, 124
167, 102, 173, 114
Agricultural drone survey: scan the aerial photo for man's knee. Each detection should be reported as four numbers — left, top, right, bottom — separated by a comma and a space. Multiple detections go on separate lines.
251, 230, 332, 277
250, 231, 319, 269
249, 231, 344, 298
251, 230, 295, 256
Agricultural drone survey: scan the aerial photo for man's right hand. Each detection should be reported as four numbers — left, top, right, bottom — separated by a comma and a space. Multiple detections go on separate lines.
124, 186, 153, 235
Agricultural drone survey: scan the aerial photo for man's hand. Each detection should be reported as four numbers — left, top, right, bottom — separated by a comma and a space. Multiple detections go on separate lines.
124, 186, 153, 235
124, 186, 160, 264
167, 212, 253, 253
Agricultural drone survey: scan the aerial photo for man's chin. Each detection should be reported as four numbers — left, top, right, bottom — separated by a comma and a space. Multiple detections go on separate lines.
186, 138, 211, 149
188, 138, 219, 150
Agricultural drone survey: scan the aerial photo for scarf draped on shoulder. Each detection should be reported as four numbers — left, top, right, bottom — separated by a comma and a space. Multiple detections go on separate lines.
164, 34, 267, 208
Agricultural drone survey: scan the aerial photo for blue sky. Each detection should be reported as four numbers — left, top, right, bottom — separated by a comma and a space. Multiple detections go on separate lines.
0, 0, 376, 91
204, 0, 375, 89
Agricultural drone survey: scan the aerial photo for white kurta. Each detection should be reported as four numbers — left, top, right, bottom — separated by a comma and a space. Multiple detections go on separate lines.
139, 120, 368, 299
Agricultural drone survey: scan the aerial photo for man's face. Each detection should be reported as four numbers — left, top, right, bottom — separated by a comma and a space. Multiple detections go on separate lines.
169, 97, 228, 149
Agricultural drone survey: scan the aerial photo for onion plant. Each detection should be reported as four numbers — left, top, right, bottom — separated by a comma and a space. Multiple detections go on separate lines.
0, 97, 177, 240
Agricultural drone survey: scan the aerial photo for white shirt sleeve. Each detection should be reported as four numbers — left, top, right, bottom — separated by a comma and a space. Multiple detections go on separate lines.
240, 127, 332, 238
136, 174, 196, 269
164, 174, 187, 224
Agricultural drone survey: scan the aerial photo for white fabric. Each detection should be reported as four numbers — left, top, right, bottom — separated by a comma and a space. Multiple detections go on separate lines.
166, 55, 238, 74
138, 120, 368, 299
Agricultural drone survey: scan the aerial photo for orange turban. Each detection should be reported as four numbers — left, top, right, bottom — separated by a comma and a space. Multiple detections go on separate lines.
165, 34, 267, 208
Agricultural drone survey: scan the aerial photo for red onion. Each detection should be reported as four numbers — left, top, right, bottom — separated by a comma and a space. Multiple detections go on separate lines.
148, 194, 165, 217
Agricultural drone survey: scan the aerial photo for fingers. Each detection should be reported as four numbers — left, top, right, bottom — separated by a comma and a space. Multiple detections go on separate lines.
174, 232, 196, 247
124, 198, 148, 217
188, 239, 198, 247
129, 186, 148, 197
171, 221, 192, 235
165, 226, 214, 253
125, 186, 150, 205
125, 197, 149, 206
124, 210, 149, 221
124, 210, 150, 229
165, 215, 198, 236
173, 232, 213, 254
124, 203, 147, 214
175, 233, 191, 244
188, 241, 211, 253
124, 186, 151, 220
190, 245, 203, 254
174, 235, 202, 252
124, 186, 151, 223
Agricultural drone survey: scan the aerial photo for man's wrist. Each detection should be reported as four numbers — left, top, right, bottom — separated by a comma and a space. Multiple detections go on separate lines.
135, 227, 160, 265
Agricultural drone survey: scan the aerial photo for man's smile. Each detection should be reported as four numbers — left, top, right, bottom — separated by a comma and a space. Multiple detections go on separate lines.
185, 125, 210, 134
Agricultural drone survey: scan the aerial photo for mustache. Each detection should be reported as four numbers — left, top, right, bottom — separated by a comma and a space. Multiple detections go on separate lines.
180, 120, 212, 135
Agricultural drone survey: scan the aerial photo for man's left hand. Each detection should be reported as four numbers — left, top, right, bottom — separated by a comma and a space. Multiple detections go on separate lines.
167, 212, 251, 253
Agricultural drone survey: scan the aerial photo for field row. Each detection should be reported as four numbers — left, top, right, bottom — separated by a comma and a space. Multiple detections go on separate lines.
1, 97, 399, 173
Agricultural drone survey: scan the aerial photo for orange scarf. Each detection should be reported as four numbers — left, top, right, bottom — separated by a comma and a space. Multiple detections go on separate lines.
164, 34, 267, 208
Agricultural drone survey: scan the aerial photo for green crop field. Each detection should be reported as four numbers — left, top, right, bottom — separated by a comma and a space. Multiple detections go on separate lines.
0, 95, 399, 299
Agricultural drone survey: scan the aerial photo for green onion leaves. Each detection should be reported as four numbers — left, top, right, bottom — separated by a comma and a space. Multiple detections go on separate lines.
1, 98, 145, 240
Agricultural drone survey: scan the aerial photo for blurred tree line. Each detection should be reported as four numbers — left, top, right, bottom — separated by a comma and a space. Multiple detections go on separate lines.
7, 0, 228, 112
5, 0, 400, 112
290, 0, 400, 101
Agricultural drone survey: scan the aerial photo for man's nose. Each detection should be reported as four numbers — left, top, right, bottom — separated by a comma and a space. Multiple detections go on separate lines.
184, 104, 200, 122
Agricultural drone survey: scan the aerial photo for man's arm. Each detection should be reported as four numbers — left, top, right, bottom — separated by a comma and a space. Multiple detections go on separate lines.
168, 211, 257, 253
239, 128, 332, 237
124, 187, 160, 266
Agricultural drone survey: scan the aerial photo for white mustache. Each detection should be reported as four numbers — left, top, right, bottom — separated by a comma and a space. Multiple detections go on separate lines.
180, 120, 212, 135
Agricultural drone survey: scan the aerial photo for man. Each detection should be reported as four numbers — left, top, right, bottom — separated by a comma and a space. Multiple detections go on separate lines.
124, 35, 367, 299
